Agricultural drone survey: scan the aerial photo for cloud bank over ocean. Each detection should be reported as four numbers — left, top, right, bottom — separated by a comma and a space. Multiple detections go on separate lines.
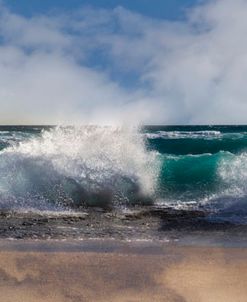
0, 0, 246, 124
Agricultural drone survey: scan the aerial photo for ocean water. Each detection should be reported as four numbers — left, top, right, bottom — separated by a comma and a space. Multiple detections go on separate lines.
0, 125, 247, 224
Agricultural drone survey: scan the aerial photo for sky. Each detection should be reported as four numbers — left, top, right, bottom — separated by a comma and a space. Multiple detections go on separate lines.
5, 0, 198, 20
0, 0, 247, 125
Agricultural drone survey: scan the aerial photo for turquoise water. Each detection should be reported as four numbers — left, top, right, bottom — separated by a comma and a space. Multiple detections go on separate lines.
0, 125, 247, 223
144, 126, 247, 201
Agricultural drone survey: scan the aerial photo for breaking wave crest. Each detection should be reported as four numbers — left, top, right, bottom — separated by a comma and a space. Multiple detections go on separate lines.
0, 126, 159, 211
158, 150, 247, 220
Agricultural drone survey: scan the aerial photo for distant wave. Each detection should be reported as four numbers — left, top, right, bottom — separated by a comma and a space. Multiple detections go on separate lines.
146, 132, 247, 155
145, 130, 222, 139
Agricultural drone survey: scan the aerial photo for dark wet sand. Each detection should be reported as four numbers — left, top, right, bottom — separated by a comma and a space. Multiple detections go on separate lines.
0, 240, 247, 302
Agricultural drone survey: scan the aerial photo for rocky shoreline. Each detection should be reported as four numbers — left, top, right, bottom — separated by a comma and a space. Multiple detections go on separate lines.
0, 206, 246, 242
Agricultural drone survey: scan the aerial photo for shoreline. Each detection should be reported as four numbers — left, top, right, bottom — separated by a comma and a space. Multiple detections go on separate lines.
1, 207, 247, 248
1, 206, 247, 301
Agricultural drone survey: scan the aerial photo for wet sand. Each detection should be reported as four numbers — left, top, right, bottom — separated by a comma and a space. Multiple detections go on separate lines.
0, 240, 247, 302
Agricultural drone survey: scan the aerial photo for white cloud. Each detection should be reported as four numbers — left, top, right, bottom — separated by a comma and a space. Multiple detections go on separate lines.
0, 0, 247, 124
0, 5, 158, 125
76, 1, 247, 124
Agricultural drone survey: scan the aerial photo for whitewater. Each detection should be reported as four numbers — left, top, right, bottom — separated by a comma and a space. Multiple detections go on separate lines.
0, 125, 247, 224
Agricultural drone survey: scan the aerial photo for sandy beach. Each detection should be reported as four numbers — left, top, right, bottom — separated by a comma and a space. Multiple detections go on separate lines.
0, 241, 246, 302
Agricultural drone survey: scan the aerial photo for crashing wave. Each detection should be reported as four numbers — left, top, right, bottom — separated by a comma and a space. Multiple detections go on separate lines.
0, 126, 159, 210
